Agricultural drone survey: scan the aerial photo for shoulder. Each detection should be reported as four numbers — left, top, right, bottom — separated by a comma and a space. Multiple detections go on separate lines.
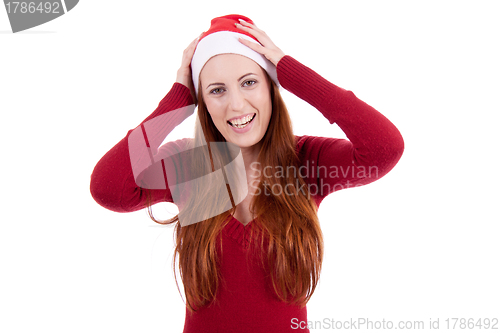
157, 137, 195, 159
294, 134, 347, 158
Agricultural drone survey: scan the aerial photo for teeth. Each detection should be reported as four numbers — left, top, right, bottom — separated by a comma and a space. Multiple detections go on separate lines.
229, 114, 254, 128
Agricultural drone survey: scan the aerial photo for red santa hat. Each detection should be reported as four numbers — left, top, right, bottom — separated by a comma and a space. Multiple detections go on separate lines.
191, 14, 279, 96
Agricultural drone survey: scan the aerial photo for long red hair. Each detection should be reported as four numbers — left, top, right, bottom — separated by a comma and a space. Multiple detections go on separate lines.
147, 72, 323, 313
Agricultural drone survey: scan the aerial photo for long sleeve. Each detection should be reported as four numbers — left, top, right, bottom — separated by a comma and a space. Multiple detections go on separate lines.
276, 56, 404, 205
90, 83, 195, 213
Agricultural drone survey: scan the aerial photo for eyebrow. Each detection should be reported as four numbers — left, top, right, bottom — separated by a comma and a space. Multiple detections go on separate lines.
205, 73, 256, 90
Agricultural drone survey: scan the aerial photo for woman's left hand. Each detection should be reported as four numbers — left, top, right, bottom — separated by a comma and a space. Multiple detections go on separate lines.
235, 19, 285, 67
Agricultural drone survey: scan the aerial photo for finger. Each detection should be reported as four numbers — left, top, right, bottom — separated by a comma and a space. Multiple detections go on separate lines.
195, 32, 203, 43
237, 18, 264, 33
187, 33, 203, 49
189, 35, 201, 49
235, 23, 264, 44
238, 37, 266, 54
184, 34, 202, 57
235, 22, 263, 37
235, 22, 271, 47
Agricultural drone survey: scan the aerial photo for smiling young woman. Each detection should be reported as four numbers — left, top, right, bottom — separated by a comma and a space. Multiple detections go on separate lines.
90, 14, 404, 333
200, 53, 273, 154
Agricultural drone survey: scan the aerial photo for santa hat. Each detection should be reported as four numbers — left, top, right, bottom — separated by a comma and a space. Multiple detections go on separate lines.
191, 14, 279, 97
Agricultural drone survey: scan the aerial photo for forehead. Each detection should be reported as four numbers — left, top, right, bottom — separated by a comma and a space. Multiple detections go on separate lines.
200, 54, 264, 82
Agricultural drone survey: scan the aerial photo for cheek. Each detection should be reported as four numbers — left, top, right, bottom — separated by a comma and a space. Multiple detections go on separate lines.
205, 106, 227, 135
264, 108, 273, 129
205, 101, 224, 122
260, 92, 273, 123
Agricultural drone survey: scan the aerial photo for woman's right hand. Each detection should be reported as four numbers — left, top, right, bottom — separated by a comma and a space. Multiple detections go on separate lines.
176, 34, 202, 104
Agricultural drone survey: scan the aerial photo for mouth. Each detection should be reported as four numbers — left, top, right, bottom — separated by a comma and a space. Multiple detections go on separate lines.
227, 113, 256, 129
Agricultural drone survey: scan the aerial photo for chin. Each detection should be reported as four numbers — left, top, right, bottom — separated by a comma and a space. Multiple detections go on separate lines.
225, 134, 262, 149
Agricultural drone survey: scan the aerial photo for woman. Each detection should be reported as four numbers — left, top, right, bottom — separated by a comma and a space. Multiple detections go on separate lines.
90, 14, 404, 332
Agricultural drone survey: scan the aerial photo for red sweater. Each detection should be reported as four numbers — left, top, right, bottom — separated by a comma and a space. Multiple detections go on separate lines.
90, 56, 404, 332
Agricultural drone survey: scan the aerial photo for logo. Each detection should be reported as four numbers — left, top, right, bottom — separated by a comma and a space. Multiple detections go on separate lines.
128, 105, 248, 227
3, 0, 79, 33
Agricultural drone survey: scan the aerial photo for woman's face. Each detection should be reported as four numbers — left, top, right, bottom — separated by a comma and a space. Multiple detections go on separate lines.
200, 54, 272, 150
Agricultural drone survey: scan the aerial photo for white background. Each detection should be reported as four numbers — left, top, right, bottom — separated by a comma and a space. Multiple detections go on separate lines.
1, 1, 499, 332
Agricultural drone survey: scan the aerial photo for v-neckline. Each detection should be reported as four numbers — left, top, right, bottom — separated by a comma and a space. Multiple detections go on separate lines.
232, 214, 255, 227
224, 215, 256, 248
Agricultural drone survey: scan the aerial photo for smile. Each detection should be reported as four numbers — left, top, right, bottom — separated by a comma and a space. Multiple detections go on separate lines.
227, 113, 256, 128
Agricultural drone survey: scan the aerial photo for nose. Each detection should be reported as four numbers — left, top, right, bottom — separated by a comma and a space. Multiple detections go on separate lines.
228, 88, 246, 111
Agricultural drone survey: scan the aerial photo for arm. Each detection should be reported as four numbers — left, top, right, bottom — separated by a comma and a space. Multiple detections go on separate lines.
235, 20, 404, 204
90, 35, 202, 213
277, 56, 404, 203
89, 83, 195, 212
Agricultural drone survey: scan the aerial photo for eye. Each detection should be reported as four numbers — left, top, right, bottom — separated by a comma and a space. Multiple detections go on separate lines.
242, 80, 256, 87
209, 87, 225, 95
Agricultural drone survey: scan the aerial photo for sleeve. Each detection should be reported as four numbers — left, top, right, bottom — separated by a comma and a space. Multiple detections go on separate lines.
89, 83, 195, 213
276, 56, 404, 204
